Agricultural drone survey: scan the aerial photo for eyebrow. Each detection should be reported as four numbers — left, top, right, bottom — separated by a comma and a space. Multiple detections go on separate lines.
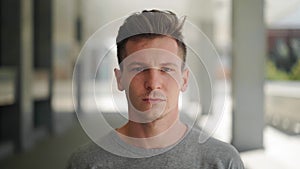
126, 62, 147, 67
159, 62, 180, 68
126, 62, 179, 67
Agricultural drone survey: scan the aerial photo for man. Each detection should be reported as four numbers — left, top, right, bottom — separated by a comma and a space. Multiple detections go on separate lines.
67, 9, 244, 169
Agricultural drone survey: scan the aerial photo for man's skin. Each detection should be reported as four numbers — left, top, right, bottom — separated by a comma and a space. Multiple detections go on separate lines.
114, 36, 190, 149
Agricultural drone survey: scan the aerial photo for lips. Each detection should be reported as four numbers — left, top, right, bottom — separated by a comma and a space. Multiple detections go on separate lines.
142, 97, 166, 104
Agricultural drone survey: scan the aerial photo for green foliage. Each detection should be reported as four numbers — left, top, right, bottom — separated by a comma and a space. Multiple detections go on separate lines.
266, 59, 300, 81
290, 60, 300, 80
266, 60, 290, 80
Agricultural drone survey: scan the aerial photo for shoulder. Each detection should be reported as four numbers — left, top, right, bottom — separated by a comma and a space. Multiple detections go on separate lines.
185, 128, 244, 169
203, 138, 244, 169
66, 141, 96, 169
66, 132, 128, 169
66, 141, 107, 169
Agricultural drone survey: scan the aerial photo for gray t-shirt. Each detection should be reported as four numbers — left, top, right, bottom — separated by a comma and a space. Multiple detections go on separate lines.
67, 127, 244, 169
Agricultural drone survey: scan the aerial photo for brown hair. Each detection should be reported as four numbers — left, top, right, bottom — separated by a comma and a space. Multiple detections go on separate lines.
116, 9, 187, 66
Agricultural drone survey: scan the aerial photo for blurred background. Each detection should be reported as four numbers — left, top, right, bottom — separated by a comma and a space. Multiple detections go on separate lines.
0, 0, 299, 169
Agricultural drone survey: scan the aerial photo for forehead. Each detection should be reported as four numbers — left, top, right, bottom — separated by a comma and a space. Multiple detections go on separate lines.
125, 36, 180, 58
122, 48, 183, 68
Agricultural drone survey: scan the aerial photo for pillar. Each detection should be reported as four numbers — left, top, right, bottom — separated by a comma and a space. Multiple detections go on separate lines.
231, 0, 265, 151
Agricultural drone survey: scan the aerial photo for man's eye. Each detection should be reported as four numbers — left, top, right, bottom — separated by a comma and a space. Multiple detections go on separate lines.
131, 67, 145, 72
160, 67, 174, 72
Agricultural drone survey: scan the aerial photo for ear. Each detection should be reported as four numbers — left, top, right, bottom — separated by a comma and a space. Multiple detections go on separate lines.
181, 68, 189, 92
114, 68, 124, 91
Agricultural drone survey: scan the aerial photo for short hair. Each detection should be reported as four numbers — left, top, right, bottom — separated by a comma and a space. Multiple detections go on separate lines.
116, 9, 187, 66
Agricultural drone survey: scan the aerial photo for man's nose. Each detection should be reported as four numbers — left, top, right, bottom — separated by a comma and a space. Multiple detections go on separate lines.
144, 68, 162, 90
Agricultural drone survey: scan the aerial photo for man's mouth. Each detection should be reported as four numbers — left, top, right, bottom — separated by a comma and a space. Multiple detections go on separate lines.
142, 97, 166, 104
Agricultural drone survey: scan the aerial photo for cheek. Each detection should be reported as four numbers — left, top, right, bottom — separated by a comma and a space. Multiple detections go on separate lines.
122, 72, 141, 89
128, 75, 143, 88
165, 73, 181, 89
164, 75, 181, 99
127, 76, 144, 96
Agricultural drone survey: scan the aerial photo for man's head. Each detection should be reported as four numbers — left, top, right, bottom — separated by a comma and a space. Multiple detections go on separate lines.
116, 9, 187, 68
114, 10, 189, 123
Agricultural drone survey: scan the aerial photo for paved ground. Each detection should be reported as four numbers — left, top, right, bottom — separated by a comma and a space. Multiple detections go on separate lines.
0, 121, 89, 169
241, 126, 300, 169
241, 81, 300, 169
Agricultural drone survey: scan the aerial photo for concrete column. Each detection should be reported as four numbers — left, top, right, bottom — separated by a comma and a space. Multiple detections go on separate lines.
20, 0, 34, 150
0, 0, 34, 151
75, 0, 83, 114
231, 0, 265, 151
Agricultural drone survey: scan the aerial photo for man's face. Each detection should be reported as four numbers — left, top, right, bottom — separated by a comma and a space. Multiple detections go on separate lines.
114, 36, 189, 123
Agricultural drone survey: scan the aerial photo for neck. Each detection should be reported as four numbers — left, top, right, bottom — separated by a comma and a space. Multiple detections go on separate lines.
116, 109, 188, 148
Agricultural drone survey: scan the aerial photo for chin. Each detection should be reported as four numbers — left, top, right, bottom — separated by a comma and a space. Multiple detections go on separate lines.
129, 109, 165, 123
